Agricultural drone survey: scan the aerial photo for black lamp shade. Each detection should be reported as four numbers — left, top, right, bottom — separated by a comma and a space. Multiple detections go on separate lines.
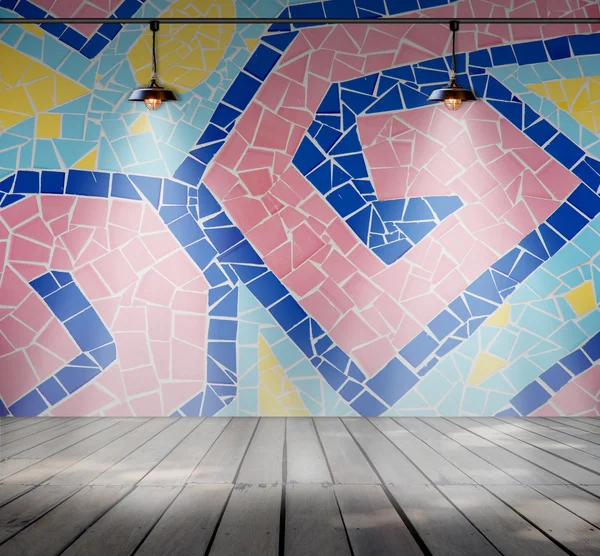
128, 79, 177, 103
428, 80, 477, 103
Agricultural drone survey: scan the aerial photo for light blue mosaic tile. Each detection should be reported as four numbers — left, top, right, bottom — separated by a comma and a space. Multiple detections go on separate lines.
461, 387, 487, 414
238, 347, 258, 375
271, 339, 303, 369
415, 371, 452, 407
301, 393, 322, 415
580, 55, 600, 76
238, 322, 259, 345
113, 137, 136, 167
485, 391, 514, 415
261, 326, 285, 344
239, 364, 258, 387
437, 383, 463, 415
504, 357, 543, 391
293, 378, 322, 401
544, 244, 589, 276
18, 140, 32, 167
558, 112, 581, 144
480, 372, 516, 394
435, 357, 462, 384
287, 360, 317, 378
574, 226, 600, 256
531, 299, 560, 318
518, 306, 562, 337
126, 160, 168, 177
578, 310, 600, 336
0, 147, 17, 169
389, 389, 428, 411
489, 330, 518, 360
562, 268, 585, 288
33, 140, 60, 168
480, 326, 501, 351
551, 58, 582, 79
529, 348, 568, 369
508, 284, 541, 303
239, 388, 257, 413
238, 284, 261, 313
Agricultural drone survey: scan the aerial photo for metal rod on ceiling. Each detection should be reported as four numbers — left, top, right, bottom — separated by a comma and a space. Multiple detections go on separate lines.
0, 17, 599, 24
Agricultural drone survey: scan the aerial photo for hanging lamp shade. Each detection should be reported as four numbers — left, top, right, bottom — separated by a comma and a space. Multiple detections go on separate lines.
129, 21, 177, 111
428, 21, 476, 111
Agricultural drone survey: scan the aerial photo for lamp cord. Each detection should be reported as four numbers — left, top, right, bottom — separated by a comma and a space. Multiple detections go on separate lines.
451, 27, 456, 78
151, 26, 157, 78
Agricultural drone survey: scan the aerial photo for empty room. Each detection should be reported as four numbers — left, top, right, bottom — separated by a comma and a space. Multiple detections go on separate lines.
0, 0, 599, 555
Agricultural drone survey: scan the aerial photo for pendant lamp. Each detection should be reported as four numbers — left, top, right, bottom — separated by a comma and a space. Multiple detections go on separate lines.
428, 20, 476, 111
128, 21, 177, 111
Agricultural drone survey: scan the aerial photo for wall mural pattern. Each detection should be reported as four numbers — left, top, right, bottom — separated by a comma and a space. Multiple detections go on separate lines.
1, 0, 600, 417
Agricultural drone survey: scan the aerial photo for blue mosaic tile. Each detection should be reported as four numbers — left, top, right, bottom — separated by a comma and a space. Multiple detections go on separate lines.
367, 358, 419, 406
8, 389, 48, 417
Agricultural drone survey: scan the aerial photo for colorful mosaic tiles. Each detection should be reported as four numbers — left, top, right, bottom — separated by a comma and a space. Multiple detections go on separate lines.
1, 0, 600, 417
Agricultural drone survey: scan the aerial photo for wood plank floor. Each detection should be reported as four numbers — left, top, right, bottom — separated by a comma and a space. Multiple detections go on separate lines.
1, 417, 599, 556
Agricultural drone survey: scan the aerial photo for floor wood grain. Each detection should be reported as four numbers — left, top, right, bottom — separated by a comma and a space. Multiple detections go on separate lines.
1, 417, 598, 555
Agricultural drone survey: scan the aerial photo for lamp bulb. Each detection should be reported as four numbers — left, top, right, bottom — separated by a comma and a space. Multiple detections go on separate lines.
444, 98, 462, 111
144, 98, 162, 111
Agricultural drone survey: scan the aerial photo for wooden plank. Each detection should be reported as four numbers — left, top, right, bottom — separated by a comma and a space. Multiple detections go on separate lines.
313, 418, 378, 485
286, 418, 331, 484
401, 418, 518, 485
16, 417, 124, 460
487, 484, 600, 556
188, 418, 258, 484
528, 418, 600, 446
60, 486, 181, 556
0, 485, 81, 543
502, 417, 600, 458
0, 486, 132, 556
370, 418, 473, 485
45, 418, 174, 486
208, 484, 281, 556
92, 418, 201, 486
3, 418, 147, 485
388, 484, 501, 556
285, 484, 351, 556
0, 418, 50, 435
0, 417, 28, 427
135, 485, 231, 556
0, 458, 40, 482
343, 418, 428, 486
1, 418, 100, 459
140, 418, 228, 486
1, 418, 73, 446
459, 418, 600, 485
440, 485, 569, 556
439, 418, 566, 485
549, 417, 600, 435
531, 485, 600, 528
572, 418, 600, 430
236, 418, 285, 485
484, 418, 600, 472
0, 484, 35, 507
334, 484, 423, 556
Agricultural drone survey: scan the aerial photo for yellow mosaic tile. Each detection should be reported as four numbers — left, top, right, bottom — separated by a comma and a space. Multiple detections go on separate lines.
0, 44, 89, 131
565, 281, 595, 316
131, 113, 151, 134
73, 148, 98, 170
36, 113, 61, 138
468, 352, 507, 386
485, 304, 510, 327
527, 76, 600, 133
128, 0, 234, 92
257, 335, 309, 416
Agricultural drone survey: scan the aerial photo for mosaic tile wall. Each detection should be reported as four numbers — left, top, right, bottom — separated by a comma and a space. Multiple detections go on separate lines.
1, 0, 600, 417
